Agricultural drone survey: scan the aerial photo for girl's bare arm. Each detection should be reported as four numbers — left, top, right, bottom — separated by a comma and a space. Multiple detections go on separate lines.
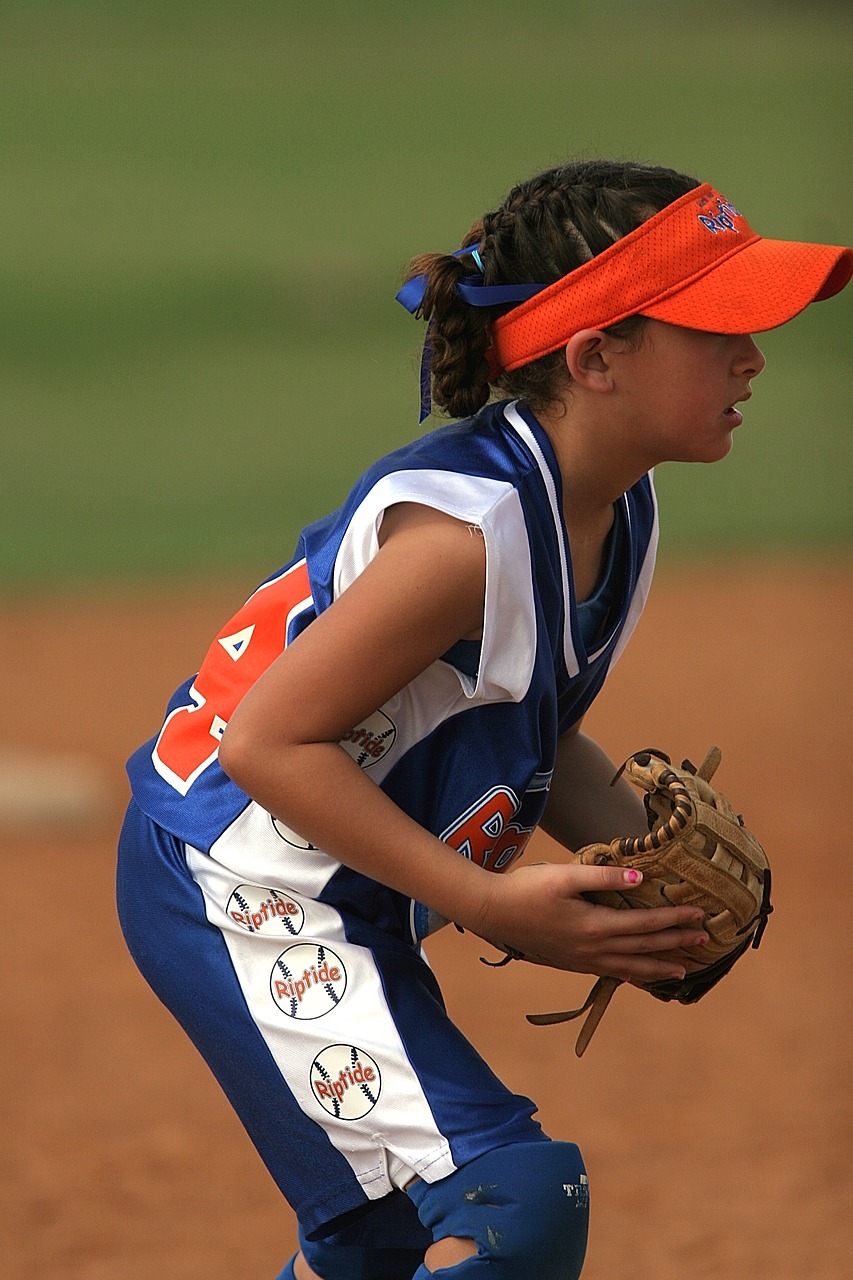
540, 723, 649, 851
219, 504, 706, 979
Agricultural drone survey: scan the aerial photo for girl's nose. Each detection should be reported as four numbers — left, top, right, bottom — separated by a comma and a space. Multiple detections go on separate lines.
736, 335, 767, 379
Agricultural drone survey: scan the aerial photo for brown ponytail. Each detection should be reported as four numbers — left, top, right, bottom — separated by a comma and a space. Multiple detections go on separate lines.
401, 234, 491, 420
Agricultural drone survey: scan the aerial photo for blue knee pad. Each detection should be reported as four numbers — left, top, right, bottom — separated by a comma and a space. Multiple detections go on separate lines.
276, 1240, 422, 1280
292, 1189, 430, 1280
295, 1234, 424, 1280
405, 1141, 589, 1279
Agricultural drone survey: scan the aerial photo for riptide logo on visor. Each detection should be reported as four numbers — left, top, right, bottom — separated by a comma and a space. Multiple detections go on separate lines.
698, 195, 742, 235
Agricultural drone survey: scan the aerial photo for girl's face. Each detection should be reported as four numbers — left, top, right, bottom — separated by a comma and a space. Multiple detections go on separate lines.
615, 320, 766, 465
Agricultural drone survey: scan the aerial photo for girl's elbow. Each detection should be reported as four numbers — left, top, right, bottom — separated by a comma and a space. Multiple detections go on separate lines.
218, 721, 255, 790
218, 718, 299, 801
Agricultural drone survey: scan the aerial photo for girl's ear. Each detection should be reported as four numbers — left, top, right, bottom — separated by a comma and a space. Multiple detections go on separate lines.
564, 329, 614, 392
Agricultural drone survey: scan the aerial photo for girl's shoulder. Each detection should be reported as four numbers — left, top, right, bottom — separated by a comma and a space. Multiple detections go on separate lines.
303, 401, 536, 549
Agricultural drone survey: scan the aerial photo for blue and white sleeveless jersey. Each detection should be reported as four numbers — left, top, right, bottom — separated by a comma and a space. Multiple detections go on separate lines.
121, 397, 658, 1226
127, 398, 658, 943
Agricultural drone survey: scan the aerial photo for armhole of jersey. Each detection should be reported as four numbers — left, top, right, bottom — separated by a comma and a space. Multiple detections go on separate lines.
331, 470, 537, 703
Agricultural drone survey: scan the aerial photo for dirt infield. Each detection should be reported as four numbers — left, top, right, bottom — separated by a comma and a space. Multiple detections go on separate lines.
2, 561, 851, 1279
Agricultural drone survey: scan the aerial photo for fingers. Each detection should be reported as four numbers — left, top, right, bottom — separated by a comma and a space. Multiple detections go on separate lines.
483, 861, 709, 980
565, 863, 646, 893
562, 864, 708, 980
606, 923, 708, 954
592, 952, 692, 983
562, 862, 706, 932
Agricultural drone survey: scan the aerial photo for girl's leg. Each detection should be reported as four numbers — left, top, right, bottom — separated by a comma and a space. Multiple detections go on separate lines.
118, 801, 584, 1276
276, 1192, 428, 1279
280, 1142, 589, 1279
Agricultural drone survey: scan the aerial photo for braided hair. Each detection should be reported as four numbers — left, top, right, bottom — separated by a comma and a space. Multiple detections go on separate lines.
402, 160, 700, 418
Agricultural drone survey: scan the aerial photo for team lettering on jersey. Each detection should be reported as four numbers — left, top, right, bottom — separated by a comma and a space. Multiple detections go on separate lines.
441, 785, 535, 872
152, 560, 313, 794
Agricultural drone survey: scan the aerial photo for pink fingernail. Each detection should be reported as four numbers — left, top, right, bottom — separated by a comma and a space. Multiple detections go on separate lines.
625, 869, 641, 884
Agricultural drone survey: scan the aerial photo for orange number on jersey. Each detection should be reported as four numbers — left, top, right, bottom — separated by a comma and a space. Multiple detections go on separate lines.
441, 786, 533, 873
152, 560, 313, 794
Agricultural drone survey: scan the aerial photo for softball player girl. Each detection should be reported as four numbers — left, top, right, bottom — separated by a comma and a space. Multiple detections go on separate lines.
117, 159, 851, 1279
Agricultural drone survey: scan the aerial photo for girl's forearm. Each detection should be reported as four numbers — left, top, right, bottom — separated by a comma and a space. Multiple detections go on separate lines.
220, 729, 710, 979
220, 736, 496, 934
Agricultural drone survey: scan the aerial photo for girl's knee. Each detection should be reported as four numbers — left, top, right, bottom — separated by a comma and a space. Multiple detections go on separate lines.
423, 1235, 477, 1272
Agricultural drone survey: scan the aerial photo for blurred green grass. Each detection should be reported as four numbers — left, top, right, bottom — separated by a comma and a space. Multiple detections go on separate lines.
0, 0, 850, 587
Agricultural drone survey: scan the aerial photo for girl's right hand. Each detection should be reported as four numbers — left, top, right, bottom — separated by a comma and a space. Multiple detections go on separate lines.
472, 860, 708, 984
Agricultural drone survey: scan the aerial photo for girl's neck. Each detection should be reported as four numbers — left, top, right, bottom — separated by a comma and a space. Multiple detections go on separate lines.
535, 400, 647, 522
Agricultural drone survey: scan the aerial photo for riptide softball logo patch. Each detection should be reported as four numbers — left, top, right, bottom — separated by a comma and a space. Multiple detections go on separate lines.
227, 884, 305, 936
271, 944, 347, 1019
339, 710, 397, 768
310, 1044, 381, 1120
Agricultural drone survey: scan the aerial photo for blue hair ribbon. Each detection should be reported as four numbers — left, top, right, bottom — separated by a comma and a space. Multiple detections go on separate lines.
395, 246, 548, 421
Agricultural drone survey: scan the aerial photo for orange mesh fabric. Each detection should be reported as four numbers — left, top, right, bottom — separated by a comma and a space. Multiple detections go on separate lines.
489, 183, 853, 373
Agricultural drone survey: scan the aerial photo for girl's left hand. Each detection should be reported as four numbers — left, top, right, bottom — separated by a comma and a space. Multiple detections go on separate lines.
471, 859, 707, 984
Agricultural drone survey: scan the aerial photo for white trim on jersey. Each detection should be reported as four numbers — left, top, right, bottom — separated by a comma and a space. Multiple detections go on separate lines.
504, 400, 659, 673
502, 402, 580, 679
331, 469, 538, 705
608, 472, 659, 668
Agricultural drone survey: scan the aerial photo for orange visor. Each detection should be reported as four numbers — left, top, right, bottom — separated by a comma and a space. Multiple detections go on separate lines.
489, 183, 853, 374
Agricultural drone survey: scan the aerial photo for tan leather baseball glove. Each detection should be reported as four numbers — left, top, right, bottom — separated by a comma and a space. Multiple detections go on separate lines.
486, 747, 773, 1056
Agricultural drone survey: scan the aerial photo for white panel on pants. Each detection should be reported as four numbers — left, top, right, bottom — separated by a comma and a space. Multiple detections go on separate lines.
185, 801, 457, 1198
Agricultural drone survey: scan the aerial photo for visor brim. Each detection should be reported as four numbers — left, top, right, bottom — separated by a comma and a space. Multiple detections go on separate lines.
641, 238, 853, 333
